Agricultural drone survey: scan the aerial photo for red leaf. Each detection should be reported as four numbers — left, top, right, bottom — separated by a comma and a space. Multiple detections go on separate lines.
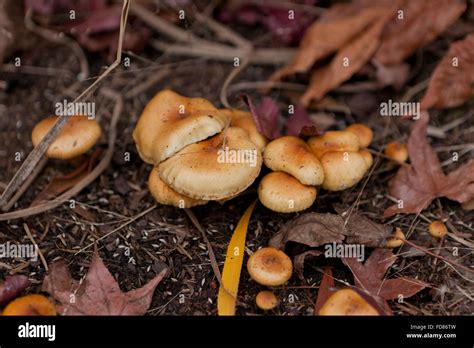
285, 106, 324, 138
42, 251, 167, 315
0, 275, 30, 307
314, 267, 336, 315
241, 94, 281, 139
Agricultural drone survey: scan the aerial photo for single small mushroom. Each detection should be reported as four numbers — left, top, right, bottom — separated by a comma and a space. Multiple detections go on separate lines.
384, 142, 408, 163
219, 108, 268, 151
319, 151, 368, 191
346, 123, 373, 148
256, 290, 279, 311
247, 247, 293, 286
387, 227, 405, 248
263, 136, 324, 186
148, 167, 207, 208
307, 130, 360, 159
3, 294, 56, 316
133, 89, 230, 164
158, 127, 262, 200
319, 288, 379, 316
258, 172, 317, 213
429, 220, 447, 239
32, 116, 101, 160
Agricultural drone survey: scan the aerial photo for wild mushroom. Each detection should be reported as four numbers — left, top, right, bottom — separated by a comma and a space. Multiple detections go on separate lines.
319, 151, 368, 191
258, 172, 317, 213
384, 142, 408, 163
307, 130, 360, 159
386, 227, 405, 248
32, 115, 101, 160
318, 288, 379, 316
360, 149, 374, 170
219, 108, 268, 151
3, 294, 56, 316
247, 247, 293, 286
133, 89, 230, 164
148, 167, 207, 208
256, 290, 279, 311
346, 123, 373, 148
263, 136, 324, 186
429, 220, 447, 239
158, 127, 262, 200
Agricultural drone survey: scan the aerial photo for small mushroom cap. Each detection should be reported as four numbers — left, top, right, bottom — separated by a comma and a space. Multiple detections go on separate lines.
148, 167, 207, 208
258, 172, 317, 213
307, 130, 360, 159
256, 290, 279, 311
133, 90, 229, 164
429, 220, 447, 238
461, 198, 474, 211
346, 123, 373, 148
387, 227, 405, 248
320, 151, 367, 191
3, 294, 57, 316
31, 116, 101, 160
263, 136, 324, 186
359, 149, 374, 170
247, 247, 293, 286
220, 108, 268, 150
319, 288, 379, 316
159, 127, 262, 200
384, 142, 408, 163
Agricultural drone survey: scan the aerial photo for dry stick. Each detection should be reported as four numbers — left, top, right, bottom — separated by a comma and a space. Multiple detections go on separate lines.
220, 55, 252, 108
0, 88, 122, 221
228, 80, 307, 94
2, 157, 48, 212
0, 0, 131, 209
23, 223, 48, 272
124, 68, 171, 99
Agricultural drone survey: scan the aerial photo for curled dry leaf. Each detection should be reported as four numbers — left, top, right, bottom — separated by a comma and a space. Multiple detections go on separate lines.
42, 251, 167, 315
269, 211, 392, 251
0, 275, 30, 307
241, 94, 280, 139
384, 113, 474, 217
420, 33, 474, 110
373, 0, 466, 66
342, 249, 426, 301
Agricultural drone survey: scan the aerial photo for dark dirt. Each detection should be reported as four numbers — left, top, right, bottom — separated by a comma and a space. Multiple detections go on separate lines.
0, 21, 473, 316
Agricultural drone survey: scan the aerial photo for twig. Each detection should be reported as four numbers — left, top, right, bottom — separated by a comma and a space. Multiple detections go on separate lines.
23, 223, 48, 272
0, 0, 130, 209
124, 69, 170, 99
220, 55, 251, 108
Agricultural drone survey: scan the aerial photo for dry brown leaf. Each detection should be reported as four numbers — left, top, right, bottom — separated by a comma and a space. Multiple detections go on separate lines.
373, 0, 466, 66
342, 249, 426, 301
313, 267, 336, 315
42, 251, 167, 315
384, 113, 474, 217
421, 33, 474, 110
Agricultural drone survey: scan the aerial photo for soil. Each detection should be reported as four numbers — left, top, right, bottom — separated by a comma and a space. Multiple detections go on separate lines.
0, 22, 473, 316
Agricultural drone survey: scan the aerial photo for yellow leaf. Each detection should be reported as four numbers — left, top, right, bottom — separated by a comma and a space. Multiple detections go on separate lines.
217, 200, 257, 316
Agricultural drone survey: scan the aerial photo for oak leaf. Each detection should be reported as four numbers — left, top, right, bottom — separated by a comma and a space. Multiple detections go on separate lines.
384, 113, 474, 217
42, 251, 167, 315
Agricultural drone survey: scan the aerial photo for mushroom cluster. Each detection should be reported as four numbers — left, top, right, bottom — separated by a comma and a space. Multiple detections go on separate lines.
259, 124, 374, 212
133, 90, 264, 208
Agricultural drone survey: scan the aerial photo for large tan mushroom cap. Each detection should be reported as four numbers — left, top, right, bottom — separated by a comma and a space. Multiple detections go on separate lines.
320, 151, 367, 191
220, 108, 268, 150
247, 247, 293, 286
258, 172, 317, 213
159, 127, 262, 200
319, 288, 379, 316
346, 123, 373, 148
263, 136, 324, 186
31, 116, 101, 160
148, 167, 207, 208
359, 149, 374, 171
133, 89, 230, 164
307, 130, 360, 159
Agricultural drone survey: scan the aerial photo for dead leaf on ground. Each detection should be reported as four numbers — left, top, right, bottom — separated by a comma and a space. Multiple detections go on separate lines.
384, 113, 474, 217
285, 105, 324, 138
313, 267, 336, 315
342, 248, 427, 301
241, 94, 280, 139
42, 251, 167, 315
420, 33, 474, 110
373, 0, 466, 66
0, 275, 30, 307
